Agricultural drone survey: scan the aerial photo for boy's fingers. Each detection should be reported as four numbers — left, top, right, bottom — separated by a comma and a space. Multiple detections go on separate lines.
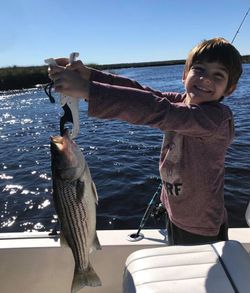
54, 78, 68, 91
54, 58, 69, 66
48, 65, 65, 78
66, 60, 84, 70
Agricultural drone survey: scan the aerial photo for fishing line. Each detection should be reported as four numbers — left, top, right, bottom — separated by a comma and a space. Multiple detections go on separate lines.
231, 7, 250, 44
44, 81, 55, 103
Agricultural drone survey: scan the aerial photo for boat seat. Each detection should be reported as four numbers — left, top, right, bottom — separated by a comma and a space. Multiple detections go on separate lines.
245, 201, 250, 227
123, 240, 250, 293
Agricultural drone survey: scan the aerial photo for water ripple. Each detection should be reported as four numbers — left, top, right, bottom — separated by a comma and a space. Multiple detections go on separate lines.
0, 65, 250, 232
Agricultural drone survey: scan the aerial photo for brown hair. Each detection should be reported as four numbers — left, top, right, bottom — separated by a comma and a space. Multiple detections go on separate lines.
184, 37, 242, 91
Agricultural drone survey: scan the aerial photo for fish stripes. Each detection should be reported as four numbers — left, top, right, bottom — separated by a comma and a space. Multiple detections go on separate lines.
60, 181, 88, 269
50, 131, 101, 292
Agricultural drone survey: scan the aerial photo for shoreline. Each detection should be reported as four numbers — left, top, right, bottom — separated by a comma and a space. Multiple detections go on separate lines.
0, 55, 249, 91
91, 59, 186, 70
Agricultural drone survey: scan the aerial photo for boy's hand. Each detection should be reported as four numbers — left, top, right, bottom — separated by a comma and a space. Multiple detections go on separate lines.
48, 59, 90, 100
66, 60, 91, 81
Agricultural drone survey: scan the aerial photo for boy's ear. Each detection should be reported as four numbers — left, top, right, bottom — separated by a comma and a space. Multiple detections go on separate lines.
225, 84, 237, 96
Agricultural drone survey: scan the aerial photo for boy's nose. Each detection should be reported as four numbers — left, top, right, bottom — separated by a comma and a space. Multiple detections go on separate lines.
200, 74, 212, 84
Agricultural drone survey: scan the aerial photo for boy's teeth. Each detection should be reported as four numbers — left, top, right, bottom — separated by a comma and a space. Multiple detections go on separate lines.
196, 85, 210, 92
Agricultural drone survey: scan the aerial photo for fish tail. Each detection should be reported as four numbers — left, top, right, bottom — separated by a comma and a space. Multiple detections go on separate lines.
71, 264, 101, 293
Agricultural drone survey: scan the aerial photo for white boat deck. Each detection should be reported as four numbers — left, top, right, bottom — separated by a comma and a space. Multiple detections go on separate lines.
0, 228, 249, 293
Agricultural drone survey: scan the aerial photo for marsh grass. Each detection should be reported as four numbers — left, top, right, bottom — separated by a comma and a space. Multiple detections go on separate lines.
0, 55, 249, 90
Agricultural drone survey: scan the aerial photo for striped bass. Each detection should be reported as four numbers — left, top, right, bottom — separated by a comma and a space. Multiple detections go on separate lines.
50, 130, 101, 293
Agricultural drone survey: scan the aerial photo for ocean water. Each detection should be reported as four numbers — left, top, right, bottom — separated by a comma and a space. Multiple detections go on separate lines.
0, 64, 249, 233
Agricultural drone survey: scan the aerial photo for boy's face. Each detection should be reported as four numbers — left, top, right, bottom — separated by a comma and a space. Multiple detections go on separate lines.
182, 61, 236, 105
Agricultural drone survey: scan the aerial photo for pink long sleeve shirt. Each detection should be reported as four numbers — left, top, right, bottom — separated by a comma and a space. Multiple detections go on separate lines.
87, 69, 234, 236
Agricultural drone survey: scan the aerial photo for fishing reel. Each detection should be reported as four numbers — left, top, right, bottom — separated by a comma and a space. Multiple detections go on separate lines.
150, 202, 167, 222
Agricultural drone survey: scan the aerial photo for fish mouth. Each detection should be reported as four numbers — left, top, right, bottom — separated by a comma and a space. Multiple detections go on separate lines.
50, 136, 64, 153
51, 135, 63, 143
50, 129, 70, 143
50, 133, 63, 143
50, 129, 72, 153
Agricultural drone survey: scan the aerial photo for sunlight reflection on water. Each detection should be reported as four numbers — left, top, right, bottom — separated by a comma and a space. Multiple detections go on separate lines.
0, 65, 250, 231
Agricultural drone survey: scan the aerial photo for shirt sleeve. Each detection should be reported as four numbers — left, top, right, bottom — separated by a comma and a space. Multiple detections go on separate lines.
90, 68, 179, 100
88, 80, 233, 138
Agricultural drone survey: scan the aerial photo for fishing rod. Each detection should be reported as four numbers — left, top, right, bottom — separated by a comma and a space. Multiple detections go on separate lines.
231, 7, 250, 44
127, 183, 163, 241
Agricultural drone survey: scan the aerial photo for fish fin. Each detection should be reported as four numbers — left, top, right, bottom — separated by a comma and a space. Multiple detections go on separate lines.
60, 232, 68, 247
91, 232, 102, 251
91, 181, 99, 204
76, 180, 85, 201
71, 264, 101, 292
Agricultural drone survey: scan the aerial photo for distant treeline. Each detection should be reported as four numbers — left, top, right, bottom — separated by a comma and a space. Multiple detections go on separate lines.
0, 55, 250, 91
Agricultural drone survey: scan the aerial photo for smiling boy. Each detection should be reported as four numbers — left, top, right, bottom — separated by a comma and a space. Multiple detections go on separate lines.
184, 61, 234, 104
49, 37, 242, 245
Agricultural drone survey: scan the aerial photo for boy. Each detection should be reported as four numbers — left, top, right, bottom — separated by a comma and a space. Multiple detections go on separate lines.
49, 37, 242, 245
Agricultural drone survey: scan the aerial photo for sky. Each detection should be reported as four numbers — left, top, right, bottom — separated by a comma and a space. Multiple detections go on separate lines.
0, 0, 249, 67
